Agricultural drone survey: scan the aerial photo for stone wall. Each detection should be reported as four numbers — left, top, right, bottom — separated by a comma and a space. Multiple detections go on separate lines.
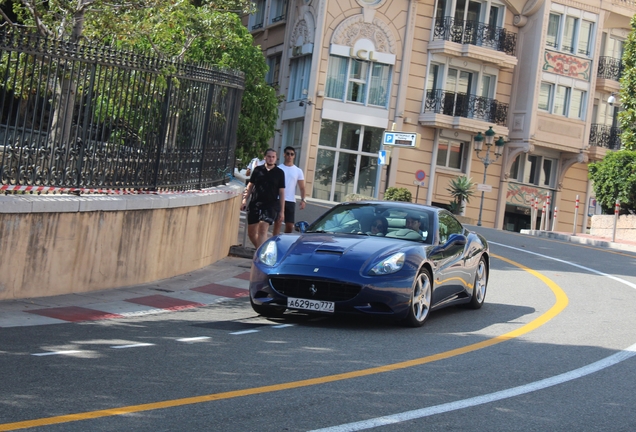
590, 214, 636, 241
0, 183, 242, 301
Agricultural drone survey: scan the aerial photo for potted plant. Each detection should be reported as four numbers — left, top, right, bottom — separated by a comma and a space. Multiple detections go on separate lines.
447, 176, 475, 215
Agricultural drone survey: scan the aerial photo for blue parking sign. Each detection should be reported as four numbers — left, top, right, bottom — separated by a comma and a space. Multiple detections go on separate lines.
383, 132, 395, 145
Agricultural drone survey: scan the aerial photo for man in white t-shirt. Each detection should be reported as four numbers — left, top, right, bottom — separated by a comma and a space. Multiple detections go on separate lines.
273, 146, 306, 235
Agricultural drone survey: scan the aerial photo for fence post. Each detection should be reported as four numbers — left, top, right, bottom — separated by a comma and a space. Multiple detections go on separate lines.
530, 198, 537, 231
572, 195, 579, 235
612, 199, 620, 242
540, 200, 546, 231
544, 195, 551, 230
551, 207, 558, 231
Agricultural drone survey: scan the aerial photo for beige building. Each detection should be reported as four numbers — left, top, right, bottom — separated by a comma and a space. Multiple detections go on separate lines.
244, 0, 633, 231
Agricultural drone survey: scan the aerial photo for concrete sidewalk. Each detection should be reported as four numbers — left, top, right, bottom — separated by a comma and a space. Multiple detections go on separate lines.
0, 255, 253, 328
520, 229, 636, 254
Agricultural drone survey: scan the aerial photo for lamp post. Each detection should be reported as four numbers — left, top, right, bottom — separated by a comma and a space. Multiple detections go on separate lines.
473, 126, 505, 227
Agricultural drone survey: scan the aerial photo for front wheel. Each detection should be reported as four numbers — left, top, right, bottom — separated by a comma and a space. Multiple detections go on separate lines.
403, 268, 433, 327
250, 297, 286, 318
469, 256, 487, 309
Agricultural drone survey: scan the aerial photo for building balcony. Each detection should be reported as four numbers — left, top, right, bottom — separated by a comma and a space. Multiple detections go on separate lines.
429, 17, 518, 69
597, 56, 623, 81
589, 124, 622, 149
419, 90, 509, 136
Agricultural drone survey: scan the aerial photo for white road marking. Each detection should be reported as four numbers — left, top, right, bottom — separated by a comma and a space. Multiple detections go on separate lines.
32, 350, 84, 356
110, 343, 155, 349
309, 244, 636, 431
229, 330, 260, 335
309, 343, 636, 432
491, 242, 636, 290
177, 336, 211, 342
272, 324, 294, 329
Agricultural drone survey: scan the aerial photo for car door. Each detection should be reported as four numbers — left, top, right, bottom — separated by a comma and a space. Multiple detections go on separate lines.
432, 211, 467, 303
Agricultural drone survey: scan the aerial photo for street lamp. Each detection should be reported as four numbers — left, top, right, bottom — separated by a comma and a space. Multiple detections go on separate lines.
473, 126, 505, 227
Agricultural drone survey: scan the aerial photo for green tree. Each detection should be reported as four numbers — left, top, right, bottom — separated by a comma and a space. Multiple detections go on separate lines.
588, 150, 636, 214
1, 0, 277, 166
619, 15, 636, 151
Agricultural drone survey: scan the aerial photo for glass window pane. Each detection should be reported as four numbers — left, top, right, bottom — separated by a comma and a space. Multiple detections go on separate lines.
446, 68, 458, 91
524, 155, 539, 184
437, 140, 449, 166
356, 155, 378, 198
448, 142, 463, 169
427, 64, 439, 93
313, 148, 336, 200
319, 120, 339, 148
578, 21, 593, 56
340, 123, 360, 151
326, 56, 348, 100
509, 154, 520, 180
541, 158, 553, 187
361, 126, 383, 153
554, 85, 569, 116
563, 16, 577, 53
333, 152, 357, 202
538, 83, 552, 111
547, 14, 560, 48
569, 89, 585, 119
368, 63, 390, 107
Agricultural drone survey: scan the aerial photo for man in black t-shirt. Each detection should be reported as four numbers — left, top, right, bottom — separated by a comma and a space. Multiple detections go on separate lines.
240, 148, 285, 249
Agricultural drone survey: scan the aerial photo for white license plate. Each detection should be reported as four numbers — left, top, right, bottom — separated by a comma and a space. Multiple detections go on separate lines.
287, 297, 334, 313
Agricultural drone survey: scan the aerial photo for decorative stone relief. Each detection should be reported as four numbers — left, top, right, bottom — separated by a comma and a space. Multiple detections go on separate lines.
332, 15, 396, 54
291, 11, 315, 46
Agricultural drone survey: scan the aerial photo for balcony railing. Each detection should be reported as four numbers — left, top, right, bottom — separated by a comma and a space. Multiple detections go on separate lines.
433, 17, 517, 56
597, 56, 623, 81
589, 124, 622, 150
424, 89, 508, 126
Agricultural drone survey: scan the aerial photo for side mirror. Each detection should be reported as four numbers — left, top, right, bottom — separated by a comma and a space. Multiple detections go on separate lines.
295, 221, 309, 233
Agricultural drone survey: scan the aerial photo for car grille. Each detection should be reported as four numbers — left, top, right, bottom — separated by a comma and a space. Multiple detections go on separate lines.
269, 277, 361, 302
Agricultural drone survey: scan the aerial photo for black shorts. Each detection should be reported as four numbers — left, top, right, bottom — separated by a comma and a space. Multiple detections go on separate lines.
247, 204, 279, 225
283, 201, 296, 224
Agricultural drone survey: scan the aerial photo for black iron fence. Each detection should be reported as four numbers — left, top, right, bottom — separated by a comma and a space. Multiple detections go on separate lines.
0, 29, 244, 193
597, 56, 623, 81
589, 124, 622, 150
423, 89, 508, 126
433, 17, 517, 56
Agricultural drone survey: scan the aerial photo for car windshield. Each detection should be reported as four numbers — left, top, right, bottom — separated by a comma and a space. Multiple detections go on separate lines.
306, 203, 434, 244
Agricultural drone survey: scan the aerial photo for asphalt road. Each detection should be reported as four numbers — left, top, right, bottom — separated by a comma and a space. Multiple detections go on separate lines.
2, 227, 636, 431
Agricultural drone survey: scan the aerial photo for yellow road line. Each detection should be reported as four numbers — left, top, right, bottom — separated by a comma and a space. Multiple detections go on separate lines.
0, 253, 568, 431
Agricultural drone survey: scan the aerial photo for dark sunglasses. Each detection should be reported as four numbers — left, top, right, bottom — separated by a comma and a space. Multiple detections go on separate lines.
285, 152, 295, 156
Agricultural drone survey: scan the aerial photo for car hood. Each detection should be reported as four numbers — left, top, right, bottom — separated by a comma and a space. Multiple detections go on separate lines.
276, 234, 408, 269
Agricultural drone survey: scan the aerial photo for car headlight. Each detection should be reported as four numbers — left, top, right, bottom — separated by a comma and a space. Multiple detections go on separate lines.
259, 240, 278, 266
369, 252, 405, 275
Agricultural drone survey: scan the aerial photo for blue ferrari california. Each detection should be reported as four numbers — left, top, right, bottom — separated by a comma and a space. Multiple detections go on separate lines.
249, 201, 489, 327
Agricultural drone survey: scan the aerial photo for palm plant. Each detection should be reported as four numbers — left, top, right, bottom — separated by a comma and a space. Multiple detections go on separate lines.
447, 176, 475, 215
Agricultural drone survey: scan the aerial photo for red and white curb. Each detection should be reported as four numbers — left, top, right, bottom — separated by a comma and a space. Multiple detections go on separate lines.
0, 272, 251, 328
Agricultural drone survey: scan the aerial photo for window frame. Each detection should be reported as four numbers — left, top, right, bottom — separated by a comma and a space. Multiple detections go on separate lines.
325, 55, 391, 108
249, 0, 266, 31
538, 81, 586, 120
287, 55, 312, 102
545, 12, 595, 58
510, 153, 558, 188
436, 138, 467, 172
